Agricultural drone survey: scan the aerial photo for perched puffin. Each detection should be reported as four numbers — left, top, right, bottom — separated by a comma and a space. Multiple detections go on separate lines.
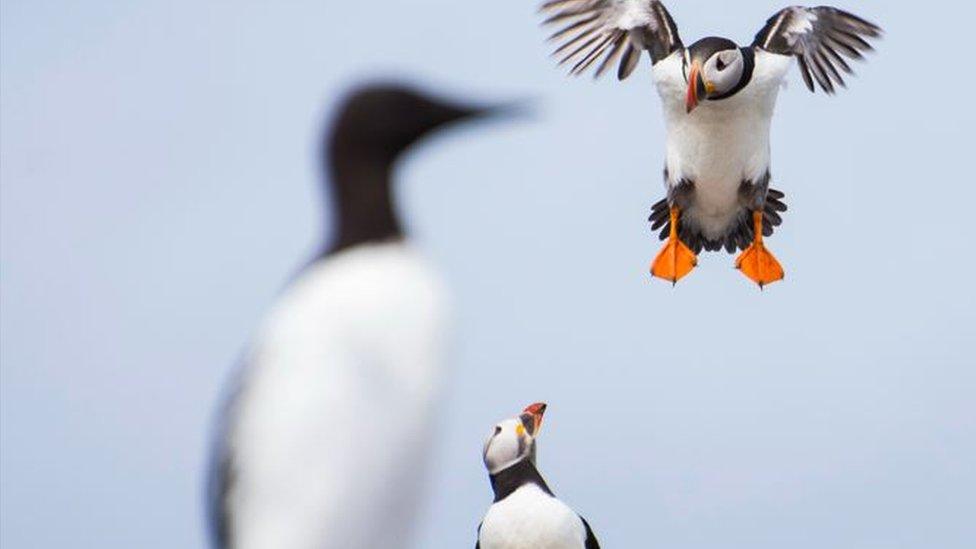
477, 403, 600, 549
536, 1, 881, 286
207, 85, 512, 549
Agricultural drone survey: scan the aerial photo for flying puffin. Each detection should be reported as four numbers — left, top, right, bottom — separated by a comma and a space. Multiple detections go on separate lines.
207, 85, 512, 549
477, 403, 600, 549
536, 1, 881, 286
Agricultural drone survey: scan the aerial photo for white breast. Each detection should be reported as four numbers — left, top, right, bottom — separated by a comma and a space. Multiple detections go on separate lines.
224, 242, 450, 549
652, 50, 792, 239
479, 485, 587, 549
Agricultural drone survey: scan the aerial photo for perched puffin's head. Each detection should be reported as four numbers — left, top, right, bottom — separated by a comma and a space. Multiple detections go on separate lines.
482, 402, 547, 475
685, 37, 746, 113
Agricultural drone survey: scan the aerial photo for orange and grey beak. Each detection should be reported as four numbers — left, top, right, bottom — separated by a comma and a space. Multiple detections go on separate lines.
520, 402, 547, 437
685, 62, 712, 113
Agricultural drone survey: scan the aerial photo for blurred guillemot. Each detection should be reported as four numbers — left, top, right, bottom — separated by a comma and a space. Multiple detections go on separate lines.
208, 84, 516, 549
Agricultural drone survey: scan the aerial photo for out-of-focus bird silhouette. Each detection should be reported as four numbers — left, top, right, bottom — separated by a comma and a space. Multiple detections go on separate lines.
207, 84, 516, 549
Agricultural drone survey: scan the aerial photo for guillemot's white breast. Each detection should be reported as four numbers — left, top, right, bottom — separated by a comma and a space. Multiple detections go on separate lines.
225, 242, 449, 549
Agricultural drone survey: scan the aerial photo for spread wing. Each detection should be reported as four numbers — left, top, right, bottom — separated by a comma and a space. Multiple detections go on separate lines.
753, 6, 881, 93
538, 0, 683, 80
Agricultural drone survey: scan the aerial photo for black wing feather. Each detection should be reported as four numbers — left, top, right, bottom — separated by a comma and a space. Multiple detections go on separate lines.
539, 0, 683, 80
580, 516, 601, 549
753, 6, 881, 93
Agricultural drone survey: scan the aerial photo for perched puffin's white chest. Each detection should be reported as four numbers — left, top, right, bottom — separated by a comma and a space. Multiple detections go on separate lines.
479, 485, 586, 549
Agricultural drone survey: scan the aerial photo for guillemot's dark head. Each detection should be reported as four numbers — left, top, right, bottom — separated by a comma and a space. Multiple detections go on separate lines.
322, 84, 516, 254
684, 37, 753, 112
327, 85, 501, 165
483, 402, 547, 475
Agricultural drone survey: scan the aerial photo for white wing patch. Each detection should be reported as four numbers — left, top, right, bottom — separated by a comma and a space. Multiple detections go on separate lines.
786, 7, 818, 43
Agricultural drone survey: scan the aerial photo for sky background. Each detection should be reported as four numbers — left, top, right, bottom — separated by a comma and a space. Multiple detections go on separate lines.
2, 0, 974, 548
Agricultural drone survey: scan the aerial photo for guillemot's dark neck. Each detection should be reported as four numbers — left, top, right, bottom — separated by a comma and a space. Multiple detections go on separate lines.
489, 458, 553, 502
324, 150, 402, 256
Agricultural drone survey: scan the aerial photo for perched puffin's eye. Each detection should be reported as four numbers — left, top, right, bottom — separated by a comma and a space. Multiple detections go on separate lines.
716, 57, 727, 71
494, 426, 502, 436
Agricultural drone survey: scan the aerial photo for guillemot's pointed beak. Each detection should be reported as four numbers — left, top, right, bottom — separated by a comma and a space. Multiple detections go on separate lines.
393, 95, 531, 155
685, 62, 709, 113
520, 402, 547, 436
467, 99, 535, 123
413, 98, 531, 146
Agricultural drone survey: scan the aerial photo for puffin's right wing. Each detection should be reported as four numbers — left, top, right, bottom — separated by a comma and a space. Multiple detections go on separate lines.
538, 0, 684, 79
752, 6, 881, 93
580, 515, 600, 549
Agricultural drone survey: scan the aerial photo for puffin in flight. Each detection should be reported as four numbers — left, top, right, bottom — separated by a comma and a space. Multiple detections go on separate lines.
207, 85, 512, 549
477, 403, 600, 549
536, 1, 881, 286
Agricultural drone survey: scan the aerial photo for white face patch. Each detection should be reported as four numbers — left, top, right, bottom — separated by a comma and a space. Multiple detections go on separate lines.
483, 417, 535, 474
703, 49, 745, 96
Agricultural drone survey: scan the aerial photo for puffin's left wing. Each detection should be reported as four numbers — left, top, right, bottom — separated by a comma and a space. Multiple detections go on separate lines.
539, 0, 683, 80
753, 6, 881, 93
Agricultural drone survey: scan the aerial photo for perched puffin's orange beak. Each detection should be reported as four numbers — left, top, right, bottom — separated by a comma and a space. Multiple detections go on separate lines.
521, 402, 547, 436
685, 62, 712, 113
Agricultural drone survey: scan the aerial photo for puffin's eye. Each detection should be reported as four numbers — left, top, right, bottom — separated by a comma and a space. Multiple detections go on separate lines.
494, 426, 502, 436
716, 57, 727, 71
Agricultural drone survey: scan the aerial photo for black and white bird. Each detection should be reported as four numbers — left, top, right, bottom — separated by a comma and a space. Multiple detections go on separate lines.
477, 403, 600, 549
207, 85, 512, 549
536, 1, 881, 286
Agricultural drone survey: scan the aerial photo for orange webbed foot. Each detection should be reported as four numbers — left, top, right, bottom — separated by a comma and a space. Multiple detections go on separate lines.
650, 206, 697, 285
735, 241, 784, 288
735, 211, 784, 289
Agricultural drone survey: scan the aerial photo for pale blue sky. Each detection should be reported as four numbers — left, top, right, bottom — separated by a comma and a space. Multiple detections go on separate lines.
2, 1, 974, 548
